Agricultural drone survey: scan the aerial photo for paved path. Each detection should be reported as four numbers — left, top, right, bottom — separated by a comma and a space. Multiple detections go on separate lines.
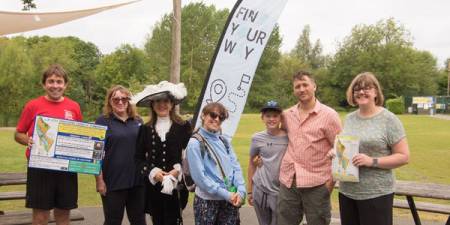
71, 206, 443, 225
0, 127, 15, 131
430, 114, 450, 120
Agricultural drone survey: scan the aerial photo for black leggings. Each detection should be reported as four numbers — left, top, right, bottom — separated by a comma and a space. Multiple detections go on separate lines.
101, 185, 146, 225
339, 192, 394, 225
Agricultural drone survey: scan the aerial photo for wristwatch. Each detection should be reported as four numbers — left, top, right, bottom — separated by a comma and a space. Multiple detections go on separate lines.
372, 158, 378, 168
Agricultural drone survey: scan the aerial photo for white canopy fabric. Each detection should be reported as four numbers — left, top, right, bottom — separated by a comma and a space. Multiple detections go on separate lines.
0, 0, 141, 35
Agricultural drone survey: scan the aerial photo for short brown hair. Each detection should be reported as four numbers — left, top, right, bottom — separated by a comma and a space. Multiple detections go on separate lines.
346, 72, 385, 106
201, 102, 229, 122
41, 64, 68, 84
103, 85, 138, 119
292, 70, 315, 84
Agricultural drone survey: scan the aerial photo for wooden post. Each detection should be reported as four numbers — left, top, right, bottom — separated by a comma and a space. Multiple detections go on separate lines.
447, 61, 450, 96
170, 0, 181, 113
170, 0, 181, 84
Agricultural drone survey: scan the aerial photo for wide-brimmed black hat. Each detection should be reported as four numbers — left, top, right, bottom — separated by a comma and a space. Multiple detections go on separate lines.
132, 81, 187, 107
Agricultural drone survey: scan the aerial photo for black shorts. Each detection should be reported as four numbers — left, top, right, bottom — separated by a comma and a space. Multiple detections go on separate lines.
26, 167, 78, 210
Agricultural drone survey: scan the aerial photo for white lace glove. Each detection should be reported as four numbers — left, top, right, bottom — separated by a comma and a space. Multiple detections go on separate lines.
149, 167, 162, 185
173, 163, 182, 181
160, 175, 177, 195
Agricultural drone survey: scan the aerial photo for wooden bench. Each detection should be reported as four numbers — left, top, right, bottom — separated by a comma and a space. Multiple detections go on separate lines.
0, 173, 26, 186
0, 173, 84, 224
394, 199, 450, 215
0, 173, 27, 215
335, 181, 450, 225
0, 192, 26, 201
395, 180, 450, 225
0, 209, 84, 225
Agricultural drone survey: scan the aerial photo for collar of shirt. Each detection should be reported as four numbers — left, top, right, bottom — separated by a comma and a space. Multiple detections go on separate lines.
110, 113, 133, 123
156, 116, 172, 142
198, 127, 221, 141
287, 99, 323, 122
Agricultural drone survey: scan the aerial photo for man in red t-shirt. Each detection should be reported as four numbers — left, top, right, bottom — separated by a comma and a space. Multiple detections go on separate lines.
15, 64, 82, 225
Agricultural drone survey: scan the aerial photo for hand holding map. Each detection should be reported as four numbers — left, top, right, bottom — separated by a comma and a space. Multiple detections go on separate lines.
332, 135, 360, 182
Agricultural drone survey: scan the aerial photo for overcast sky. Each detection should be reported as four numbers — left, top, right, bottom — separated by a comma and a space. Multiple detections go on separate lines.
2, 0, 449, 67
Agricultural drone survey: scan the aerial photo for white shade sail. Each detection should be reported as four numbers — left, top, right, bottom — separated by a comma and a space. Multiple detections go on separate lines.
0, 0, 141, 35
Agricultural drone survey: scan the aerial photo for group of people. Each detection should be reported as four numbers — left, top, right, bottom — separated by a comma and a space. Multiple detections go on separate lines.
246, 71, 409, 225
14, 64, 409, 225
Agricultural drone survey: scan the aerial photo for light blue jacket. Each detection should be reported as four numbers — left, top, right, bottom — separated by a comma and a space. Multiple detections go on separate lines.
186, 127, 246, 202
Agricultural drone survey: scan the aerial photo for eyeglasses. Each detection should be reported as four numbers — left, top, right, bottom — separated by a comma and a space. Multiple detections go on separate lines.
111, 97, 130, 104
208, 111, 226, 121
353, 86, 374, 93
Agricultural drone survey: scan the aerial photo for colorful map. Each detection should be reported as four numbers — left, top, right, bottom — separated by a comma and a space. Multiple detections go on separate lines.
332, 135, 359, 182
35, 117, 55, 155
336, 139, 350, 173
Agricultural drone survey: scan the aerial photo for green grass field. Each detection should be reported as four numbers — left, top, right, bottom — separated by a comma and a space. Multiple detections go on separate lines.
1, 114, 449, 220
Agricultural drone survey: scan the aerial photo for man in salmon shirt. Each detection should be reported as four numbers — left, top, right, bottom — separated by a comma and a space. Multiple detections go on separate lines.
277, 71, 341, 225
15, 64, 82, 225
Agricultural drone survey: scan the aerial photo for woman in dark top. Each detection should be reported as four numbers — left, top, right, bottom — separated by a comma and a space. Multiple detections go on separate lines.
134, 81, 192, 225
95, 85, 145, 225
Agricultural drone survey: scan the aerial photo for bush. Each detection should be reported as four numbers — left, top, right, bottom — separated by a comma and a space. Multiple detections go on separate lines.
386, 97, 405, 114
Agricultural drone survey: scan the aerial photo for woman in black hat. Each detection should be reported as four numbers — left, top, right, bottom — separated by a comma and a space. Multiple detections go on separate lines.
134, 81, 192, 225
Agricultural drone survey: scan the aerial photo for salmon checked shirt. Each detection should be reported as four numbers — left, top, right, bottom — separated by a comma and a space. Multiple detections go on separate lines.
279, 100, 342, 188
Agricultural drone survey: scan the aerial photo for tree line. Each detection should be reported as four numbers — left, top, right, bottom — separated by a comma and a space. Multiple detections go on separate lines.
0, 2, 448, 126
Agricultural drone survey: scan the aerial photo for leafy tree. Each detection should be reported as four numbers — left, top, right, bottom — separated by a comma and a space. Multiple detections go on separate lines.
145, 2, 284, 111
326, 18, 440, 107
0, 39, 34, 126
247, 26, 283, 110
436, 58, 450, 96
67, 37, 102, 119
21, 0, 36, 10
145, 3, 228, 111
291, 25, 326, 70
269, 54, 309, 108
94, 44, 150, 113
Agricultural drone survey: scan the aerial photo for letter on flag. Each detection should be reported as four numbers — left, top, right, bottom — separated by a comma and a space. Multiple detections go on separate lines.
193, 0, 288, 139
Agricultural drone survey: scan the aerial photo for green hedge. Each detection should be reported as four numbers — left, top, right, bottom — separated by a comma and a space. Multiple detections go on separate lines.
386, 97, 405, 114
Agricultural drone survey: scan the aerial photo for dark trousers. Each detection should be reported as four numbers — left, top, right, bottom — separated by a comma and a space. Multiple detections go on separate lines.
339, 192, 394, 225
101, 185, 146, 225
147, 189, 183, 225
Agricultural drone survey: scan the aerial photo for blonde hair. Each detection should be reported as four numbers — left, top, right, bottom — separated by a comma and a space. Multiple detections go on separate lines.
346, 72, 384, 106
102, 85, 138, 119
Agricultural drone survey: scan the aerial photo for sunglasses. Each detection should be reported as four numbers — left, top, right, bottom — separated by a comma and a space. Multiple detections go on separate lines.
208, 112, 226, 121
111, 97, 130, 104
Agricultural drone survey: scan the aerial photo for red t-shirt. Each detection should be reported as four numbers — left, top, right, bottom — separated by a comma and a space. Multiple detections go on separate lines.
16, 96, 83, 158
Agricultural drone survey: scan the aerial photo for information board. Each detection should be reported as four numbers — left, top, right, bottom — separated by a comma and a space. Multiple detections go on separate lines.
29, 115, 106, 175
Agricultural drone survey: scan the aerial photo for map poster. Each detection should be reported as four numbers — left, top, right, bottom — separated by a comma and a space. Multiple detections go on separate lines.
29, 115, 107, 175
332, 135, 360, 182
